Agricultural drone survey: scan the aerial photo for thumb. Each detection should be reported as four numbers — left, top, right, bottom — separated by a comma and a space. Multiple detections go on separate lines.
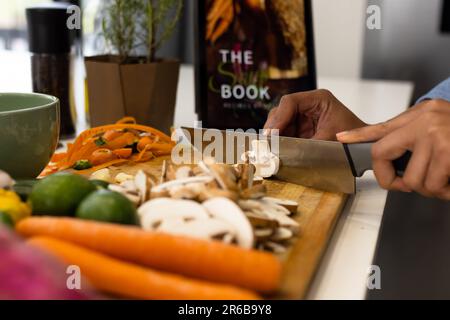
336, 123, 389, 143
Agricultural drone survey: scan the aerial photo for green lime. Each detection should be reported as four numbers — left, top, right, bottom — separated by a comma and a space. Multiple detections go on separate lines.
0, 211, 14, 228
75, 190, 137, 225
29, 173, 97, 216
90, 179, 110, 189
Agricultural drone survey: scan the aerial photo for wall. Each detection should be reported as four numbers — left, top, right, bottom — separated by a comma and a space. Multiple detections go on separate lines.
363, 0, 450, 101
312, 0, 366, 78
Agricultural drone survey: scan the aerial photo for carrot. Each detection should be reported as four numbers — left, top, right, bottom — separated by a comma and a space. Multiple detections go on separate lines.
106, 132, 136, 150
112, 148, 133, 159
103, 130, 123, 142
137, 136, 153, 152
17, 218, 282, 293
90, 149, 117, 166
51, 153, 67, 163
28, 237, 260, 300
116, 116, 137, 124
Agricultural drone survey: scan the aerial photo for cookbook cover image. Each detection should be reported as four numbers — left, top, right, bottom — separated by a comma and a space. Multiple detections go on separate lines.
195, 0, 316, 130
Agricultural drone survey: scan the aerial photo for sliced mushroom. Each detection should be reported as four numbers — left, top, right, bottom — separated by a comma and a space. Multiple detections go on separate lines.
115, 172, 134, 184
134, 170, 150, 203
270, 227, 294, 241
198, 188, 239, 203
90, 168, 112, 183
254, 228, 275, 241
203, 197, 254, 249
108, 184, 141, 206
244, 212, 279, 229
152, 176, 214, 193
206, 163, 239, 191
240, 184, 267, 199
175, 166, 194, 180
238, 199, 299, 230
253, 176, 264, 185
169, 185, 201, 200
264, 241, 287, 254
242, 140, 280, 178
262, 197, 298, 214
157, 217, 236, 242
139, 198, 210, 230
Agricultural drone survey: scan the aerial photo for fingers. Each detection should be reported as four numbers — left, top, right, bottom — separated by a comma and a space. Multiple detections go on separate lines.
371, 127, 414, 192
263, 89, 333, 136
336, 99, 448, 143
401, 139, 433, 197
423, 134, 450, 200
264, 95, 300, 134
337, 122, 390, 143
425, 155, 450, 200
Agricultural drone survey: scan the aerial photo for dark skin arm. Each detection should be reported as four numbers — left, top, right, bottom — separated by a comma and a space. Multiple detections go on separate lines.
264, 90, 450, 200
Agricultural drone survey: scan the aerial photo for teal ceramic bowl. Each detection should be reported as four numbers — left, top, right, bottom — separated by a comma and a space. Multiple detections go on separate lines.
0, 93, 60, 179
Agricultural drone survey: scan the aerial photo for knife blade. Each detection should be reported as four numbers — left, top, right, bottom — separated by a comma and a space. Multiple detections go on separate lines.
180, 127, 411, 194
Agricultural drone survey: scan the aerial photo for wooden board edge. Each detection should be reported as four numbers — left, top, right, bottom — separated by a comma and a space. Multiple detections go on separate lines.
275, 192, 348, 299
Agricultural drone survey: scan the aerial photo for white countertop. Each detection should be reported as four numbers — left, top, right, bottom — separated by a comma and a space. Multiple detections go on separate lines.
0, 51, 414, 299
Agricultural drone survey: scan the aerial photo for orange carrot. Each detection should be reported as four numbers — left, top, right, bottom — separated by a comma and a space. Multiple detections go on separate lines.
103, 129, 123, 142
137, 136, 153, 152
116, 116, 137, 124
106, 132, 136, 150
112, 148, 133, 159
29, 237, 260, 300
17, 218, 282, 293
90, 149, 117, 166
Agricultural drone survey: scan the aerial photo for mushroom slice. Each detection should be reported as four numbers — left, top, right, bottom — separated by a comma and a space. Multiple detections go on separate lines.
115, 173, 134, 184
253, 176, 264, 185
139, 198, 210, 230
152, 176, 213, 193
239, 199, 299, 229
90, 168, 112, 183
264, 241, 287, 254
169, 185, 201, 200
245, 212, 279, 229
175, 166, 194, 180
202, 197, 254, 249
262, 197, 298, 214
198, 188, 239, 203
157, 217, 236, 242
271, 227, 294, 241
108, 184, 140, 206
204, 163, 238, 191
242, 140, 280, 178
134, 170, 150, 203
240, 184, 267, 199
254, 228, 275, 241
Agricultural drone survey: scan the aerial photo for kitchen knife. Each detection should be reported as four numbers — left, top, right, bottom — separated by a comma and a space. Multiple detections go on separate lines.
180, 127, 411, 194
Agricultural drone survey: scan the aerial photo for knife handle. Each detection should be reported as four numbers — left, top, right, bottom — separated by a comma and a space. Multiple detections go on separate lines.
344, 143, 412, 178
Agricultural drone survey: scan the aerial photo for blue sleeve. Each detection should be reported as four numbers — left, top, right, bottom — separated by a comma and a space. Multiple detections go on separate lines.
416, 77, 450, 104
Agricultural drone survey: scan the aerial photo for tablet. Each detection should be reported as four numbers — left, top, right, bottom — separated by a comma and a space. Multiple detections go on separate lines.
195, 0, 317, 130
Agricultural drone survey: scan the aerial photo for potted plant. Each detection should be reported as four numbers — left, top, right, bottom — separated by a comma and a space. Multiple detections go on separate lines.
85, 0, 183, 133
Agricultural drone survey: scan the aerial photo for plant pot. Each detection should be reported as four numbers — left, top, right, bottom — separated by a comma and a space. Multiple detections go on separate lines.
85, 55, 180, 134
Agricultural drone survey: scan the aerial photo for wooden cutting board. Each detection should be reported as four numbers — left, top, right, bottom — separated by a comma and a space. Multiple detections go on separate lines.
104, 157, 348, 299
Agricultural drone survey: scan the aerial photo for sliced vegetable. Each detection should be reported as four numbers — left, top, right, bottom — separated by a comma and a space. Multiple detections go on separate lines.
90, 149, 117, 166
41, 118, 175, 177
17, 217, 282, 293
112, 148, 133, 159
73, 160, 92, 171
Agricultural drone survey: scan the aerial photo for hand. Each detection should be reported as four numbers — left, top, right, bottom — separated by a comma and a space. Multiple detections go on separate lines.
338, 99, 450, 200
264, 89, 367, 140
